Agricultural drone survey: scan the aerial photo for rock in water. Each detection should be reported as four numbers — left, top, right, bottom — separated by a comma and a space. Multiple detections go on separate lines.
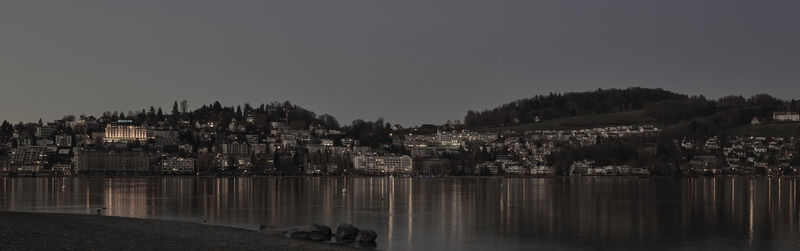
335, 223, 360, 244
355, 229, 378, 247
279, 224, 332, 241
307, 224, 332, 241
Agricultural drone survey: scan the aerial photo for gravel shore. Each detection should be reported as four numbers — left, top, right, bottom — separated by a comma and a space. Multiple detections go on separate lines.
0, 211, 354, 251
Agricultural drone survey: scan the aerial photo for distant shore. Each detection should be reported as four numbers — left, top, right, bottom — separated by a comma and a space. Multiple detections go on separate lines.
0, 211, 353, 251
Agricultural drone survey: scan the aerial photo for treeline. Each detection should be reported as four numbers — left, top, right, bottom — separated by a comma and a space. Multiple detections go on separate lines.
646, 94, 798, 139
464, 87, 686, 128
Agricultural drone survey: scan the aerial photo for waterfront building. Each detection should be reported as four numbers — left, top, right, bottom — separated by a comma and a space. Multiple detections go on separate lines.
0, 158, 8, 174
52, 163, 72, 175
530, 165, 554, 175
352, 154, 413, 174
161, 156, 196, 174
418, 157, 448, 176
74, 150, 149, 174
9, 146, 48, 174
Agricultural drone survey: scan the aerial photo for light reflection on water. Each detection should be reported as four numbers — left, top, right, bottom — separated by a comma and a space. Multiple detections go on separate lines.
2, 176, 800, 250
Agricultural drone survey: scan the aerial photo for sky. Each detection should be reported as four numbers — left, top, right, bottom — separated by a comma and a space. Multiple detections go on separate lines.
1, 0, 799, 126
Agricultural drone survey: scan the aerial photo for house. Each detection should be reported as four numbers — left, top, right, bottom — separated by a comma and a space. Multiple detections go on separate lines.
773, 112, 800, 122
505, 164, 528, 175
569, 160, 594, 176
529, 165, 554, 175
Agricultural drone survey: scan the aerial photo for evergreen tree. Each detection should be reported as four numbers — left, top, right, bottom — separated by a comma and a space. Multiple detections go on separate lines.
172, 101, 180, 116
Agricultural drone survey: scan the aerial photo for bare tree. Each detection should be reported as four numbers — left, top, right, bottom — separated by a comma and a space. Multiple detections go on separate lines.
180, 100, 189, 114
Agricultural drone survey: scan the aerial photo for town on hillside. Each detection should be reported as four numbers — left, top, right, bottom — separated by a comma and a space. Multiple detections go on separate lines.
1, 88, 799, 177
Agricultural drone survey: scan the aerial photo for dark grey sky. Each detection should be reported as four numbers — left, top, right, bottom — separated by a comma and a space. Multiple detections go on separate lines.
1, 1, 799, 126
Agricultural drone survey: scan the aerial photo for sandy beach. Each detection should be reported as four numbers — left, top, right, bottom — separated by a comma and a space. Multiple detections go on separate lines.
0, 211, 354, 250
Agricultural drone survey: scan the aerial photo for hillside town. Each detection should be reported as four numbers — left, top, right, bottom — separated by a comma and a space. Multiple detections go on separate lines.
0, 100, 799, 177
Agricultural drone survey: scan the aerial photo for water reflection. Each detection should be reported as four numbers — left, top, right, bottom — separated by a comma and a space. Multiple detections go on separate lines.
2, 177, 800, 250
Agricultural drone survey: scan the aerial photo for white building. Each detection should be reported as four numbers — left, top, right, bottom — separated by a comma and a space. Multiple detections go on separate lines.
104, 124, 148, 142
773, 112, 800, 122
352, 154, 413, 174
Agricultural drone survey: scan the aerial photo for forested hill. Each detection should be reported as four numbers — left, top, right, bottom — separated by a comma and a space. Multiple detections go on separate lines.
464, 87, 800, 138
464, 88, 686, 128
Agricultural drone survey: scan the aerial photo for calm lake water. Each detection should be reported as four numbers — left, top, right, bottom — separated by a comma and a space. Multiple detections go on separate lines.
2, 176, 800, 250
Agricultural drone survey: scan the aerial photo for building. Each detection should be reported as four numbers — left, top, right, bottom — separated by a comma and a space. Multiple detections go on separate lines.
352, 154, 413, 174
161, 156, 195, 174
75, 150, 149, 174
9, 146, 47, 174
773, 112, 800, 122
52, 163, 72, 175
418, 157, 448, 176
36, 124, 57, 138
220, 142, 251, 156
569, 160, 594, 176
150, 130, 178, 146
104, 124, 148, 142
55, 135, 73, 147
530, 165, 554, 175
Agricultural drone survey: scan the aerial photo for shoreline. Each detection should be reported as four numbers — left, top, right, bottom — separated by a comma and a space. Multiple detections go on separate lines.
0, 211, 355, 250
1, 175, 791, 179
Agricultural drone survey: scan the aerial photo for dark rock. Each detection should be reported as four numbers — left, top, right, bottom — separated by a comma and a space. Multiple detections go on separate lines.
355, 229, 377, 246
335, 223, 360, 244
307, 224, 332, 241
280, 224, 332, 241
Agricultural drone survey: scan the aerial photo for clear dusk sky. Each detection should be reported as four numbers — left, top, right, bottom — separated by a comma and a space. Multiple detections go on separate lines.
1, 1, 799, 126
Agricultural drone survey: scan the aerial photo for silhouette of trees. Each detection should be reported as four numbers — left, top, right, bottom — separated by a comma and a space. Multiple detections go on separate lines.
464, 87, 685, 128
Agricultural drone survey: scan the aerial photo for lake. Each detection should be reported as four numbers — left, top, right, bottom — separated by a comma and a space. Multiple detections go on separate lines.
1, 176, 799, 250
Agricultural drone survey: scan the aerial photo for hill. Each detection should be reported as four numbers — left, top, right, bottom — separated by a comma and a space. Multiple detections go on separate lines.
725, 122, 800, 137
477, 110, 657, 132
464, 87, 685, 128
464, 87, 798, 139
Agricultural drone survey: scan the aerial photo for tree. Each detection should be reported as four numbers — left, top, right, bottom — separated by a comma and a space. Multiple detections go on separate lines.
212, 101, 222, 112
180, 100, 189, 114
172, 101, 180, 116
318, 114, 339, 129
0, 120, 13, 142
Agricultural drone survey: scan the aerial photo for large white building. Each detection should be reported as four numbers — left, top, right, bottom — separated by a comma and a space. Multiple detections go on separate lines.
104, 124, 148, 142
352, 154, 413, 174
773, 112, 800, 122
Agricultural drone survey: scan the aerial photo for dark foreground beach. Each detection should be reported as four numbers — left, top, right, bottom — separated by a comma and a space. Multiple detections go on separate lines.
0, 211, 353, 251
